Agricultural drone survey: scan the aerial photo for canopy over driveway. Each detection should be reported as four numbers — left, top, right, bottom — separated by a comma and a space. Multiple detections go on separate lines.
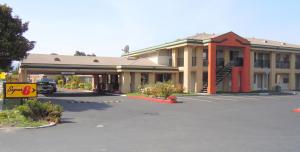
19, 54, 178, 93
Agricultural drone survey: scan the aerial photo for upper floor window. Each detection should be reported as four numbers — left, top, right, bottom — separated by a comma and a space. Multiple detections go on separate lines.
296, 55, 300, 69
254, 52, 270, 68
203, 49, 208, 66
192, 48, 197, 66
177, 47, 184, 67
276, 54, 290, 69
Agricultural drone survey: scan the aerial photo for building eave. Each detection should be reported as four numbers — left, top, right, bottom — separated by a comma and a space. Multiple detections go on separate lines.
250, 44, 300, 52
123, 39, 204, 57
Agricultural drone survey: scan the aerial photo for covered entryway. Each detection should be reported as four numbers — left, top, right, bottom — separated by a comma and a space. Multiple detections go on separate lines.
19, 54, 178, 95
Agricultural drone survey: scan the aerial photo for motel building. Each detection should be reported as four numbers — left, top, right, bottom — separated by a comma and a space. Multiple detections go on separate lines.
19, 32, 300, 94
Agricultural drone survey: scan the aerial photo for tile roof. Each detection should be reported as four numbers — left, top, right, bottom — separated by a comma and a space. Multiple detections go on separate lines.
186, 33, 300, 48
22, 53, 163, 67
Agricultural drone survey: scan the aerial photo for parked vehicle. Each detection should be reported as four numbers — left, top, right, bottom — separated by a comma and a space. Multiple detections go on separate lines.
37, 76, 57, 94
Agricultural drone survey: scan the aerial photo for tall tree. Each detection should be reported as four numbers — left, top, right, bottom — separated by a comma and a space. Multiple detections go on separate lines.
74, 51, 86, 56
74, 51, 96, 56
0, 4, 35, 71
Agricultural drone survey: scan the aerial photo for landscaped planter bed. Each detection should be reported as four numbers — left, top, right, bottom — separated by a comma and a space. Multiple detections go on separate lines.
0, 99, 63, 129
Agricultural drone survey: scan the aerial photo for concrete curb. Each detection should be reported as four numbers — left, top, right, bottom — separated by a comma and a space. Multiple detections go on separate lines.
22, 122, 57, 129
197, 91, 298, 96
0, 122, 57, 130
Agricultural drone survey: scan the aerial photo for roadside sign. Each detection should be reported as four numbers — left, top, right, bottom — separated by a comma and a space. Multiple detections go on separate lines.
4, 83, 37, 98
0, 72, 6, 79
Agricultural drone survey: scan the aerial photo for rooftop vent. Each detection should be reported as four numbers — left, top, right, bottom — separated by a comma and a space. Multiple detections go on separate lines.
93, 59, 99, 63
54, 57, 61, 61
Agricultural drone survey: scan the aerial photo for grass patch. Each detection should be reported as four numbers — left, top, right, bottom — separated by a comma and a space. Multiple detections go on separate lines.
0, 110, 48, 127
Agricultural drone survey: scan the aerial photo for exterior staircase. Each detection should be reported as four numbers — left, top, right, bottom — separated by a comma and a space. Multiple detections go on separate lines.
201, 62, 234, 93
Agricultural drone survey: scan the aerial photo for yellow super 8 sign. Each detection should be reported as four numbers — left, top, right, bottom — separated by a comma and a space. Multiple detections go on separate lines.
5, 83, 37, 98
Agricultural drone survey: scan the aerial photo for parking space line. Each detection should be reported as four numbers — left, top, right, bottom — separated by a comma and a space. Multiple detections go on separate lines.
177, 97, 213, 102
196, 96, 239, 101
221, 96, 260, 100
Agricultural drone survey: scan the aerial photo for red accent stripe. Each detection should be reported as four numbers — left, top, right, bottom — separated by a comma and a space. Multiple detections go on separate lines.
292, 108, 300, 113
128, 96, 175, 104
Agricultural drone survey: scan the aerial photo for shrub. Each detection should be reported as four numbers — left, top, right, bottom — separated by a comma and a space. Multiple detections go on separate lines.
78, 83, 84, 89
139, 81, 176, 99
174, 84, 184, 93
156, 81, 175, 99
84, 83, 92, 90
57, 79, 64, 88
16, 100, 63, 123
70, 81, 78, 89
64, 83, 71, 89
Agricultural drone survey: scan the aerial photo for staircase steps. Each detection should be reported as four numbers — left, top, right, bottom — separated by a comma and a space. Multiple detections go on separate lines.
201, 62, 233, 93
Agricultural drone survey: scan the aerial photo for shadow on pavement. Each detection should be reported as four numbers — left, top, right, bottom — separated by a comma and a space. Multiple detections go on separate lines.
39, 97, 112, 112
60, 117, 76, 124
43, 92, 120, 97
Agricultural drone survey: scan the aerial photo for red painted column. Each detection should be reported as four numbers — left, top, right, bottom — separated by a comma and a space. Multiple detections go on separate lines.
231, 67, 240, 92
208, 43, 216, 94
241, 46, 251, 92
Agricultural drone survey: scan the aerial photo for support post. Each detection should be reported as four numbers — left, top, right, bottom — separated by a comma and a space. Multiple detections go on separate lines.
207, 43, 216, 94
195, 47, 203, 92
120, 72, 131, 93
183, 46, 192, 93
134, 72, 141, 91
172, 48, 178, 67
231, 67, 240, 92
270, 52, 276, 90
240, 46, 251, 92
289, 53, 296, 90
92, 75, 99, 92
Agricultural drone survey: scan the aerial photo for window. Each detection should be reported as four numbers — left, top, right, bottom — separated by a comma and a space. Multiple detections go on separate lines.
192, 48, 197, 66
276, 54, 290, 68
141, 73, 149, 85
203, 49, 208, 66
179, 72, 183, 84
283, 77, 289, 83
156, 73, 171, 82
177, 48, 184, 67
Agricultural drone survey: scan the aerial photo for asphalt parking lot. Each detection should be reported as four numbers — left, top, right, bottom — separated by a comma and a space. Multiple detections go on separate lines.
1, 93, 300, 152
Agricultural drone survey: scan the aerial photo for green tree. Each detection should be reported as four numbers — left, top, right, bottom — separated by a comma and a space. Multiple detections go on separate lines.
74, 51, 86, 56
0, 4, 35, 71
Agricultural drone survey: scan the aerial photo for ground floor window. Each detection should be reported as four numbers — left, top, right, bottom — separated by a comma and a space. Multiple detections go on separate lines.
179, 72, 183, 84
296, 74, 300, 90
203, 72, 208, 84
141, 73, 149, 85
253, 73, 269, 90
156, 73, 171, 82
275, 74, 289, 90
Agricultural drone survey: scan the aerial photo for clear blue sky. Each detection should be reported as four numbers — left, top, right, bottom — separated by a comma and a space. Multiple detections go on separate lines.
1, 0, 300, 57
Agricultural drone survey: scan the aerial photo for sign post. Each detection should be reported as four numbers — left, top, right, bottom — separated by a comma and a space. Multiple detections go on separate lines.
0, 80, 4, 110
